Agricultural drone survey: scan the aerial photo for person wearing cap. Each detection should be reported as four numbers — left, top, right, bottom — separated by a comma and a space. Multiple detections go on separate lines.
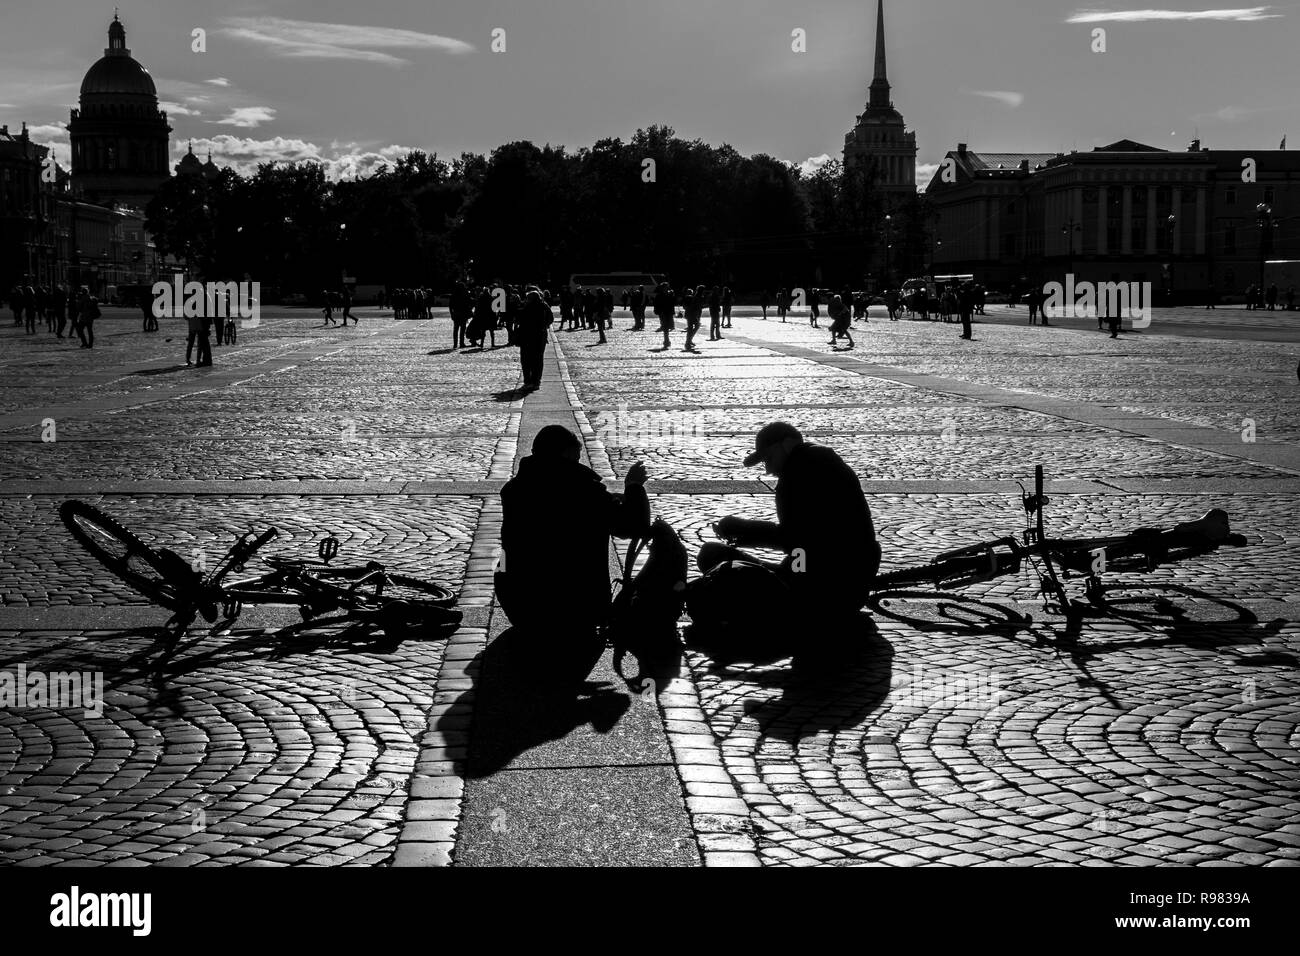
695, 422, 880, 627
496, 425, 651, 679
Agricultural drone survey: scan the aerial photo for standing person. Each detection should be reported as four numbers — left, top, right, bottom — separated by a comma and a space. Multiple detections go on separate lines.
66, 287, 80, 343
777, 287, 788, 323
322, 289, 335, 325
683, 286, 702, 352
828, 294, 854, 348
1026, 285, 1041, 325
1286, 286, 1297, 312
75, 287, 99, 348
708, 285, 722, 341
1266, 283, 1279, 312
957, 284, 974, 340
809, 288, 820, 328
38, 286, 52, 332
52, 285, 68, 338
558, 284, 575, 332
516, 287, 553, 389
450, 282, 472, 348
630, 285, 646, 330
594, 288, 609, 345
1102, 291, 1121, 339
885, 287, 900, 321
654, 283, 675, 350
23, 284, 37, 333
1245, 284, 1256, 310
722, 286, 734, 328
760, 288, 771, 320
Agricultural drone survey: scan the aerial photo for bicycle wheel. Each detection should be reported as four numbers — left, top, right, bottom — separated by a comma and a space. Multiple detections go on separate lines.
59, 501, 187, 610
867, 590, 1031, 633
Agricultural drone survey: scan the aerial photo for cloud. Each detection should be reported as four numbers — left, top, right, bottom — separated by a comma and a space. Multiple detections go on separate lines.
966, 89, 1025, 108
798, 153, 833, 177
218, 106, 277, 128
177, 135, 425, 180
207, 77, 231, 87
160, 100, 202, 117
1066, 7, 1281, 22
1190, 103, 1288, 122
220, 16, 475, 67
915, 163, 941, 191
28, 122, 70, 168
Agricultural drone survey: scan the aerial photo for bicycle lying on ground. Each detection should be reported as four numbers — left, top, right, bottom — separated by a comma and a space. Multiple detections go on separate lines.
869, 465, 1249, 625
60, 501, 462, 648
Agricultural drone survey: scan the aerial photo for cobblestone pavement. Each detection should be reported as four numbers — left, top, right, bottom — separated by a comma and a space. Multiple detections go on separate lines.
1, 307, 1297, 867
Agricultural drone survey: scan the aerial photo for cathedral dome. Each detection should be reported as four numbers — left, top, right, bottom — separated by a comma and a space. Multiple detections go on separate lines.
79, 15, 157, 99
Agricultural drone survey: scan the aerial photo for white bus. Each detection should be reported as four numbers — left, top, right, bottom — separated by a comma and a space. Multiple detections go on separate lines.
568, 272, 665, 300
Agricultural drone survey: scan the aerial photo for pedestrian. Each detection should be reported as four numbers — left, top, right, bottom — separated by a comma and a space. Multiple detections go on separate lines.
683, 286, 702, 352
654, 283, 675, 350
708, 285, 722, 341
760, 288, 771, 320
52, 285, 68, 338
809, 288, 820, 328
828, 294, 854, 348
778, 287, 789, 323
8, 285, 21, 326
450, 281, 472, 348
958, 284, 974, 340
23, 284, 37, 333
1286, 286, 1297, 312
517, 287, 553, 389
1266, 283, 1279, 312
630, 284, 646, 330
342, 286, 357, 324
885, 287, 900, 321
722, 286, 734, 328
75, 287, 99, 348
594, 287, 608, 345
322, 289, 335, 325
1027, 286, 1041, 325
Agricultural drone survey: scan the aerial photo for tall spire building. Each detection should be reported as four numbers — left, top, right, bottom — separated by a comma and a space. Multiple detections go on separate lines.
843, 0, 917, 198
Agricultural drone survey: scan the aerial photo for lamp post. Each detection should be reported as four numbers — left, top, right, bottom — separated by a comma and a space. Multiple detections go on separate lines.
881, 213, 894, 288
1256, 203, 1277, 306
1061, 218, 1082, 281
1164, 213, 1177, 300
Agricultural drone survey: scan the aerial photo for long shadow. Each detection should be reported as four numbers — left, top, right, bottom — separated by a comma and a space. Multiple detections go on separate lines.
441, 625, 633, 779
126, 364, 189, 377
491, 386, 534, 402
685, 612, 894, 747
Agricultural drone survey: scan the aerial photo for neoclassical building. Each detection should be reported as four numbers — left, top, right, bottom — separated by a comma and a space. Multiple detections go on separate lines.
926, 139, 1300, 296
67, 14, 172, 208
843, 0, 917, 201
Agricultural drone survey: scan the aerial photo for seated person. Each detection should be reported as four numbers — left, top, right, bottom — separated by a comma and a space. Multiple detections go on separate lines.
694, 422, 880, 627
495, 425, 649, 677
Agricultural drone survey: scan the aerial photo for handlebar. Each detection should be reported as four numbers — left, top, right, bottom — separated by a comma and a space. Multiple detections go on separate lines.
205, 526, 279, 587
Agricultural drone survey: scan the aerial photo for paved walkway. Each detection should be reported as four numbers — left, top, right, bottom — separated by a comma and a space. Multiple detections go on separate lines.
1, 307, 1297, 866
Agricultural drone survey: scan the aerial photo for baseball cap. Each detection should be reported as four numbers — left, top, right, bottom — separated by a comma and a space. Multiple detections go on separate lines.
743, 422, 802, 467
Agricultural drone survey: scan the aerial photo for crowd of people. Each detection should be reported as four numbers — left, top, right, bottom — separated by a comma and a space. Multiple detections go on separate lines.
6, 282, 102, 348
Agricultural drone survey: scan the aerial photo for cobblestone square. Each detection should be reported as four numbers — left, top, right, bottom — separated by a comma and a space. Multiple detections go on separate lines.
1, 305, 1297, 867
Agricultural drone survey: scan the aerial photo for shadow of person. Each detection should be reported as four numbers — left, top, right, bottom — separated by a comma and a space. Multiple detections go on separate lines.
491, 386, 534, 402
687, 611, 894, 747
443, 625, 631, 779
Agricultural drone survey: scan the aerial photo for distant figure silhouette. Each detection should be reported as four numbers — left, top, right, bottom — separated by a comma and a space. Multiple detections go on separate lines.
691, 422, 880, 632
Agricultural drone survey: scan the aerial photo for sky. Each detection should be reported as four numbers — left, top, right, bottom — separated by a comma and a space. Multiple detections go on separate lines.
2, 0, 1296, 190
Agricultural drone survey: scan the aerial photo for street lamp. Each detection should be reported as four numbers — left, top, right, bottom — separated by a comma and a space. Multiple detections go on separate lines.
1256, 203, 1277, 306
881, 214, 894, 288
1061, 218, 1082, 279
1165, 213, 1177, 299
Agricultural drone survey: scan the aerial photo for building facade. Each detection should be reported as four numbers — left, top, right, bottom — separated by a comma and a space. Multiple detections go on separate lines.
843, 0, 918, 201
927, 139, 1299, 298
67, 14, 172, 209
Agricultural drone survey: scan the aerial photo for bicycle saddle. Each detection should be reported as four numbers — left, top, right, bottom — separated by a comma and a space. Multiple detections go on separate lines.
1171, 509, 1231, 544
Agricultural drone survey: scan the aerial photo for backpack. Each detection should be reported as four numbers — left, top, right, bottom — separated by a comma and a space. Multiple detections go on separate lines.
604, 518, 688, 689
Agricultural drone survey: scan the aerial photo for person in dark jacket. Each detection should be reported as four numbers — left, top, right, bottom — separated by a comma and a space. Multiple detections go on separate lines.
516, 288, 553, 388
694, 422, 880, 627
496, 425, 650, 680
653, 284, 675, 350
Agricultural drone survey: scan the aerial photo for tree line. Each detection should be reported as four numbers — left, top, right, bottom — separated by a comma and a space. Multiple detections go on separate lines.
145, 125, 929, 294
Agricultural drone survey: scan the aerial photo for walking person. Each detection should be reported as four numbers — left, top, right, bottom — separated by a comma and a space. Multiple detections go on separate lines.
450, 281, 472, 348
778, 287, 789, 323
760, 288, 771, 320
342, 286, 357, 325
828, 294, 854, 348
630, 285, 646, 330
321, 289, 335, 325
708, 285, 722, 341
52, 285, 68, 338
74, 287, 99, 348
1266, 283, 1279, 312
809, 288, 820, 328
722, 286, 734, 328
594, 287, 609, 345
683, 286, 702, 352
